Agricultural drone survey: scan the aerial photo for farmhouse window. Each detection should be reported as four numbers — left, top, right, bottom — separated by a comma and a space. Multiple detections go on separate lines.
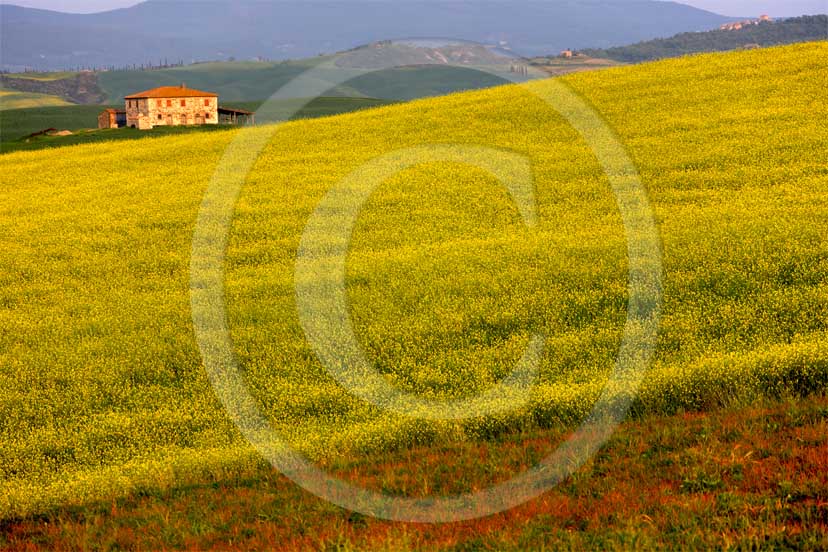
167, 100, 172, 107
158, 114, 163, 120
181, 99, 186, 107
204, 99, 210, 106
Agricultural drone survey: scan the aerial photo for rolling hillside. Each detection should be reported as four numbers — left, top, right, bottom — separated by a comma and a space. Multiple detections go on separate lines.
0, 41, 826, 531
96, 57, 515, 104
1, 46, 520, 106
0, 0, 732, 71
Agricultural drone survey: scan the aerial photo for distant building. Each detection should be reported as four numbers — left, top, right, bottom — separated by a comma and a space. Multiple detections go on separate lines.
560, 49, 573, 59
124, 84, 218, 130
720, 16, 773, 31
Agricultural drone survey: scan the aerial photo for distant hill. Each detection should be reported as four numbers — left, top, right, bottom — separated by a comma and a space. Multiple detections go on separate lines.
0, 42, 530, 106
581, 14, 828, 62
0, 39, 604, 107
95, 58, 514, 104
0, 0, 732, 71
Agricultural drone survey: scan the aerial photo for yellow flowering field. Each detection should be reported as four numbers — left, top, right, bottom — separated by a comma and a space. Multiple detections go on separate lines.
0, 42, 826, 519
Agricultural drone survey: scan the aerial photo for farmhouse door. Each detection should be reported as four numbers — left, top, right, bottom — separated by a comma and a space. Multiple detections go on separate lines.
166, 115, 173, 125
195, 114, 205, 125
180, 114, 189, 125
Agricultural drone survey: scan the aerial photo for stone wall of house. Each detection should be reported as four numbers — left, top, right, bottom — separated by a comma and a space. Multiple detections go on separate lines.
126, 96, 218, 130
126, 98, 151, 129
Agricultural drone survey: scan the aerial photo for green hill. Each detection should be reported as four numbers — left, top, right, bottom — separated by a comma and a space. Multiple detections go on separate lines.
0, 104, 115, 143
0, 42, 826, 526
582, 14, 828, 62
1, 56, 516, 109
97, 59, 513, 104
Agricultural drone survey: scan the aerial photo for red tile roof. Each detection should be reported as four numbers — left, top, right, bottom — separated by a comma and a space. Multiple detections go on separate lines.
124, 85, 218, 99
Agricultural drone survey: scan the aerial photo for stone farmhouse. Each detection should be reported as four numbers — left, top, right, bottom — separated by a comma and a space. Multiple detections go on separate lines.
98, 84, 253, 130
124, 84, 217, 129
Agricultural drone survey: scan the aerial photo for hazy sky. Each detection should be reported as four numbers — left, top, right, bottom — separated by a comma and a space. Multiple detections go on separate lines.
1, 0, 826, 17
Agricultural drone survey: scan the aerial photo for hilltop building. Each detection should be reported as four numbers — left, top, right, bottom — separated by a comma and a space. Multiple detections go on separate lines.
97, 84, 254, 130
720, 15, 773, 31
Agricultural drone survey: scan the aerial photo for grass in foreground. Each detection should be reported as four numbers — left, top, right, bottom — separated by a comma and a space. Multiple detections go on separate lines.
1, 395, 825, 551
0, 42, 826, 520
